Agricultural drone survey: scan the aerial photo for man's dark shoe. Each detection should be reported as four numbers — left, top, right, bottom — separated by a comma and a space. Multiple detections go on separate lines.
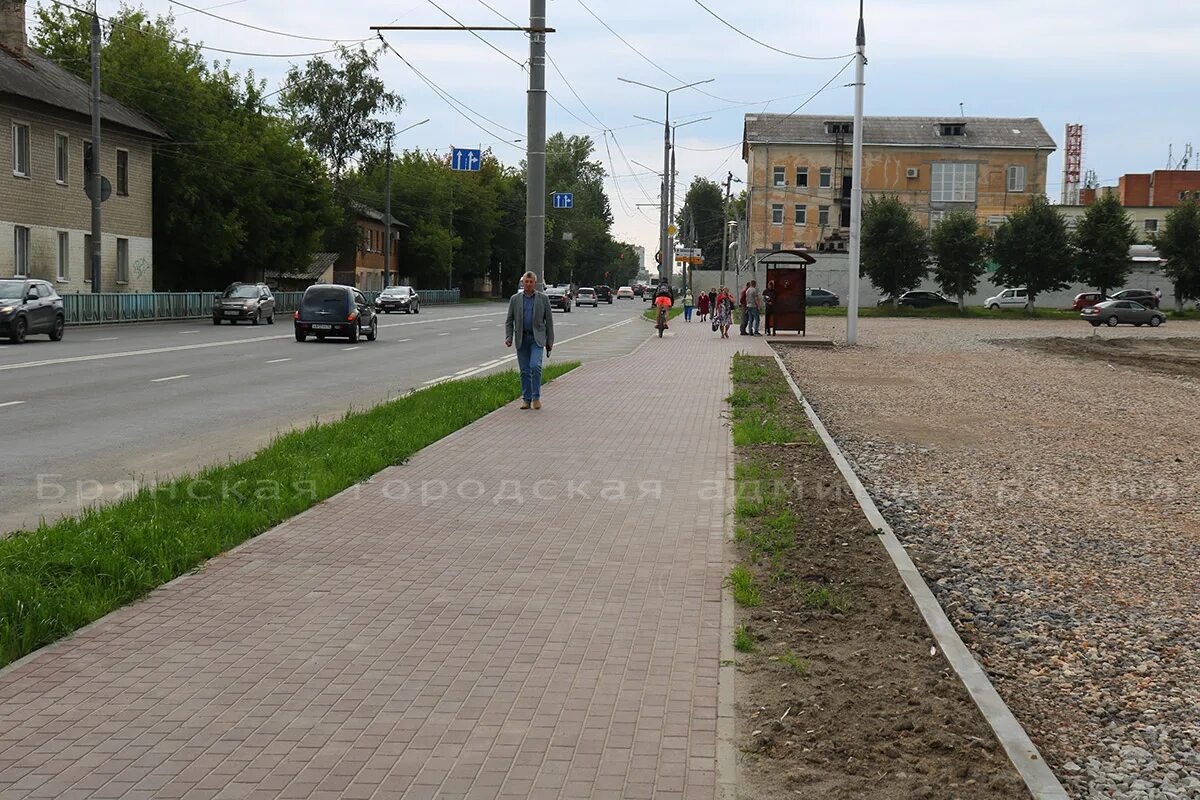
520, 401, 531, 409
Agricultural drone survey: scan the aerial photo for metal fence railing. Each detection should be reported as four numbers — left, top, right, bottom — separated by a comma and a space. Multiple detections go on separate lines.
63, 289, 462, 325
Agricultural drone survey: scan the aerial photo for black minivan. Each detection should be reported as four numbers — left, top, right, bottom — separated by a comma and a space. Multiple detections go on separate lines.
294, 284, 378, 343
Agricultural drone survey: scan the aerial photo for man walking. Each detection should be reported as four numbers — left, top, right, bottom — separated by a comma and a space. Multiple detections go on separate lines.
739, 281, 751, 335
506, 271, 554, 409
745, 280, 761, 336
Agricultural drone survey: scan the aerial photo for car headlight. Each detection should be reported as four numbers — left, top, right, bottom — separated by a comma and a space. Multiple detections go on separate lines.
0, 306, 13, 314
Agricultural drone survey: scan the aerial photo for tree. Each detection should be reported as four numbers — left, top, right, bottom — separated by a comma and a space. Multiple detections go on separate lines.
277, 46, 403, 182
1073, 193, 1136, 298
861, 196, 929, 307
930, 211, 990, 311
1153, 200, 1200, 312
992, 196, 1074, 313
675, 178, 725, 272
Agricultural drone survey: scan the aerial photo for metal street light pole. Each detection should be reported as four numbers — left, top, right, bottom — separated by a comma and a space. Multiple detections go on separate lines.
89, 10, 102, 292
719, 172, 742, 287
382, 118, 429, 288
527, 0, 548, 287
667, 116, 710, 291
618, 76, 714, 289
847, 0, 866, 345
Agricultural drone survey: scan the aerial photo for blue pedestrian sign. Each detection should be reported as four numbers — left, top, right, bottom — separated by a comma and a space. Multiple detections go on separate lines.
552, 192, 573, 209
450, 148, 482, 171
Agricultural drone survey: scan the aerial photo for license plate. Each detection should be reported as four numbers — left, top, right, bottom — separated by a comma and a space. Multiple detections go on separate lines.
312, 323, 332, 330
224, 310, 240, 316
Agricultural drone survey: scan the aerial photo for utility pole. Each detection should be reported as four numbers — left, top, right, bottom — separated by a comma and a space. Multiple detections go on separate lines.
527, 0, 547, 286
383, 136, 392, 288
847, 0, 866, 345
90, 9, 102, 292
719, 171, 733, 286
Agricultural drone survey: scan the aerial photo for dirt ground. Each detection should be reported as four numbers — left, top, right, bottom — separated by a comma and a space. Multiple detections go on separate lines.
1005, 335, 1200, 380
732, 356, 1029, 800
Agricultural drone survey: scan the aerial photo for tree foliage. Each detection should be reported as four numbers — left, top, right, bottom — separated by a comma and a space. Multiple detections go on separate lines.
930, 211, 990, 310
1072, 193, 1136, 297
1153, 200, 1200, 310
676, 177, 725, 273
861, 196, 929, 305
992, 196, 1074, 311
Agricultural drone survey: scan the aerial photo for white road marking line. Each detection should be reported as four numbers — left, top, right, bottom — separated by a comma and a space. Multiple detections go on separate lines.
180, 330, 199, 335
438, 332, 450, 336
423, 375, 455, 385
266, 358, 291, 364
0, 311, 505, 373
0, 400, 26, 409
396, 338, 412, 343
150, 374, 189, 383
93, 337, 119, 341
470, 327, 480, 331
342, 346, 360, 351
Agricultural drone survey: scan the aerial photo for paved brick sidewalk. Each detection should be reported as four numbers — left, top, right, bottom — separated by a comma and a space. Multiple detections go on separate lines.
0, 320, 771, 800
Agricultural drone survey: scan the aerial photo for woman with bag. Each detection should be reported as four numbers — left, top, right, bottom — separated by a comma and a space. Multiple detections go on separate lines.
696, 290, 709, 321
713, 287, 735, 339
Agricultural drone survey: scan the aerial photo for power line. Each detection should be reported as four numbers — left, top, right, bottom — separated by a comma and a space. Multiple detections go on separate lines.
424, 0, 527, 71
164, 0, 360, 43
688, 0, 854, 61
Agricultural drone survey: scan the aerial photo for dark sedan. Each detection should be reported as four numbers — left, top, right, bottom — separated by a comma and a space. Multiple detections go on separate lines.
594, 285, 614, 303
376, 285, 419, 314
0, 279, 65, 343
294, 284, 378, 342
546, 286, 572, 312
805, 288, 840, 307
1080, 300, 1165, 327
878, 290, 956, 308
213, 282, 275, 325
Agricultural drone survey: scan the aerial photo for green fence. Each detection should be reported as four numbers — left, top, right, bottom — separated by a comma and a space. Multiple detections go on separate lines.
62, 289, 462, 325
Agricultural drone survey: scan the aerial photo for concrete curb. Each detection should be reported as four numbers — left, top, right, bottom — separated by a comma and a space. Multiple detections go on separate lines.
717, 424, 739, 800
770, 351, 1070, 800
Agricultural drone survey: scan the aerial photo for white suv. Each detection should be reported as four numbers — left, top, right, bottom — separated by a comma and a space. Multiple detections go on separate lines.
984, 287, 1028, 310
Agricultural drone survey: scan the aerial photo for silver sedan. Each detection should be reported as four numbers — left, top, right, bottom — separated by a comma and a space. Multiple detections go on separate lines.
1080, 300, 1166, 327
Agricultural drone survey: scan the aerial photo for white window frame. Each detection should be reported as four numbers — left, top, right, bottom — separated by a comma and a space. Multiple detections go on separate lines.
1006, 165, 1026, 193
817, 205, 830, 226
794, 204, 807, 225
116, 237, 129, 284
116, 148, 129, 196
771, 204, 784, 225
772, 166, 786, 187
12, 121, 31, 177
57, 231, 69, 281
931, 162, 978, 203
55, 132, 70, 185
14, 226, 31, 276
796, 167, 809, 187
819, 167, 832, 189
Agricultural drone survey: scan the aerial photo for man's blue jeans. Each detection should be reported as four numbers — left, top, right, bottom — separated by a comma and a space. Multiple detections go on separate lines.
747, 307, 761, 334
516, 335, 544, 401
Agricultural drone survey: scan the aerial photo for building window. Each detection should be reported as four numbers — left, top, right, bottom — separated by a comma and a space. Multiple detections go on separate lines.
796, 167, 808, 187
83, 234, 93, 281
772, 166, 786, 186
939, 123, 966, 137
116, 149, 129, 195
117, 238, 129, 283
770, 242, 782, 251
819, 167, 832, 189
14, 226, 30, 276
56, 133, 69, 184
1006, 165, 1026, 193
931, 162, 978, 202
818, 205, 830, 226
794, 204, 807, 224
1144, 219, 1158, 232
12, 122, 31, 177
771, 204, 784, 225
824, 121, 853, 135
57, 231, 69, 281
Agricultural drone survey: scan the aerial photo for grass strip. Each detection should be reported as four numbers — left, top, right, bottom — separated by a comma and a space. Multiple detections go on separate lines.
641, 306, 685, 322
0, 363, 578, 668
727, 565, 762, 607
806, 305, 1200, 321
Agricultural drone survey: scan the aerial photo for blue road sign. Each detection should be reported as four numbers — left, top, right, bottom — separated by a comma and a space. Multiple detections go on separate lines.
552, 192, 573, 209
450, 148, 482, 171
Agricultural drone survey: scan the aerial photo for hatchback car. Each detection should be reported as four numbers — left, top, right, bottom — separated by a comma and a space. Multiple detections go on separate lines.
1109, 289, 1159, 309
1080, 300, 1165, 327
805, 288, 840, 307
294, 284, 378, 342
1071, 292, 1105, 311
546, 286, 572, 312
984, 287, 1028, 310
594, 285, 614, 303
617, 286, 634, 299
0, 279, 65, 343
376, 285, 419, 314
575, 287, 598, 307
879, 290, 956, 308
213, 282, 275, 325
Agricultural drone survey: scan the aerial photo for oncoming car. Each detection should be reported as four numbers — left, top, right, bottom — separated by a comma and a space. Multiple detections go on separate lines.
0, 279, 65, 343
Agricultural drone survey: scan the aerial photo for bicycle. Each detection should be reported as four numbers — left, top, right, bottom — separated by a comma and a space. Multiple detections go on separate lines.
655, 303, 671, 337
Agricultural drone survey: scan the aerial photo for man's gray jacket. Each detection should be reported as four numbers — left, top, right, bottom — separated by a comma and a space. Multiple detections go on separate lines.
506, 291, 555, 349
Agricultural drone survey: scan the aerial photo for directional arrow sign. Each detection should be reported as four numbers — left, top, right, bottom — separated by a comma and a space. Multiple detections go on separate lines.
552, 192, 573, 209
450, 148, 482, 171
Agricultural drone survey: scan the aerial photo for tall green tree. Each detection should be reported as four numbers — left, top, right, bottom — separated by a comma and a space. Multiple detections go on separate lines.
861, 196, 929, 307
1153, 200, 1200, 312
277, 46, 402, 183
1073, 193, 1136, 298
992, 196, 1074, 313
675, 177, 725, 272
930, 211, 990, 311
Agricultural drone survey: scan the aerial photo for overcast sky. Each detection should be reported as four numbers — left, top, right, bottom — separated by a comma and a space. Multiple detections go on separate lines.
59, 1, 1200, 259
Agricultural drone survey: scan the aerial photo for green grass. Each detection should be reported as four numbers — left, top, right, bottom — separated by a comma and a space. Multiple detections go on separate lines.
727, 565, 762, 607
805, 304, 1200, 321
798, 583, 853, 613
733, 625, 755, 653
728, 354, 798, 445
0, 363, 579, 668
779, 649, 811, 676
642, 306, 685, 322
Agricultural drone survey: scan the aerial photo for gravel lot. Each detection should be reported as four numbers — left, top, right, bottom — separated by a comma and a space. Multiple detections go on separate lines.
777, 317, 1200, 800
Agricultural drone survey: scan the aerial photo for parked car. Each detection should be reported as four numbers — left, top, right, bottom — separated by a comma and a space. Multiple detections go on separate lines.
575, 287, 598, 307
546, 286, 572, 312
0, 279, 65, 343
984, 287, 1028, 310
805, 288, 840, 307
594, 285, 614, 303
1071, 292, 1105, 311
213, 282, 275, 325
616, 286, 634, 299
1109, 289, 1159, 309
1080, 300, 1165, 327
376, 285, 419, 314
632, 284, 645, 297
878, 290, 956, 308
294, 284, 378, 342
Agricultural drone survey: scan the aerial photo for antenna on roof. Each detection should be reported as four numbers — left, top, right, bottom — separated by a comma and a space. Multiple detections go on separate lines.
959, 102, 965, 118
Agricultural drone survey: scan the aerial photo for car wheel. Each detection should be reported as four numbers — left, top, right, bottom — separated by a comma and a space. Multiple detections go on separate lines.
414, 304, 419, 314
1106, 315, 1120, 327
10, 316, 27, 343
1149, 316, 1162, 327
267, 312, 274, 325
989, 303, 1000, 310
251, 310, 260, 325
367, 319, 377, 341
295, 330, 306, 342
49, 315, 65, 341
212, 317, 221, 325
348, 323, 360, 343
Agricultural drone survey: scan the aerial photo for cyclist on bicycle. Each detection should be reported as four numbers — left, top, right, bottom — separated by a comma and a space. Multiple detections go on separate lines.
653, 281, 675, 330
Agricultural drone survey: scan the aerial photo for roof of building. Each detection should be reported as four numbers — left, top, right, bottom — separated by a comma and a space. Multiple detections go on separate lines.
743, 114, 1055, 152
265, 252, 339, 282
0, 44, 167, 138
351, 202, 408, 229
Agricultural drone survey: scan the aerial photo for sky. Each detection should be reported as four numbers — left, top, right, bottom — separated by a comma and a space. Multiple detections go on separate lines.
42, 0, 1200, 266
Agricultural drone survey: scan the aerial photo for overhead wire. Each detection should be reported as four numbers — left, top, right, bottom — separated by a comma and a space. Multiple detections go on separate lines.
424, 0, 527, 71
688, 0, 855, 60
164, 0, 359, 43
